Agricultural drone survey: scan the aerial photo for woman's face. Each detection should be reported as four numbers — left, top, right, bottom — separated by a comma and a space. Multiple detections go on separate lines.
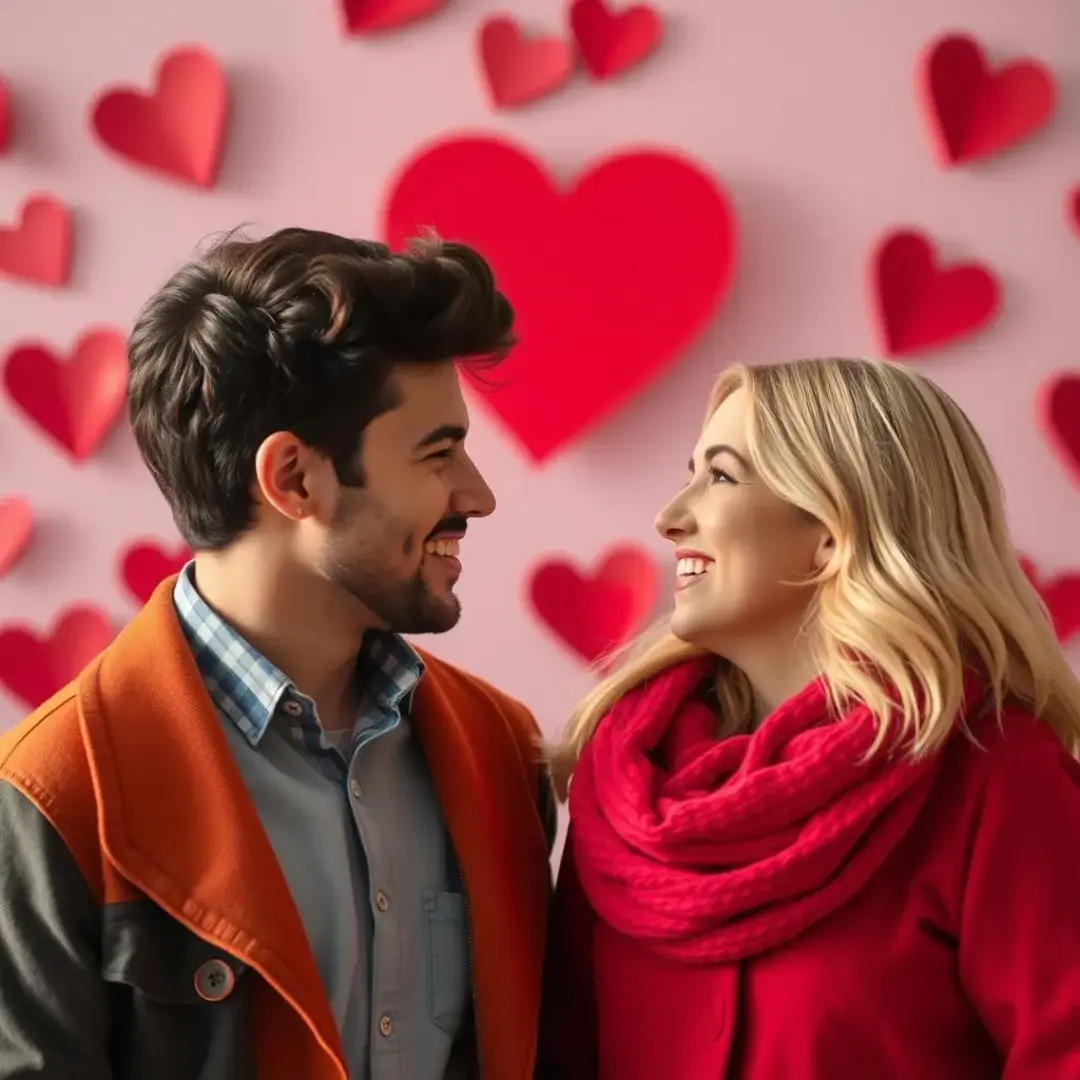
654, 387, 831, 655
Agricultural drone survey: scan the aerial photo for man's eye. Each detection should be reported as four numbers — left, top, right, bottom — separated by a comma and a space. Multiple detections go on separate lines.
427, 448, 454, 461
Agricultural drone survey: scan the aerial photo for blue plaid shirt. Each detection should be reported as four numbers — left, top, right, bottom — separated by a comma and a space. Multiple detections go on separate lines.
172, 562, 424, 783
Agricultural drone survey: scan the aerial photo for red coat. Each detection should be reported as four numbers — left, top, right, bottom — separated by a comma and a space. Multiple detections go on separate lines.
539, 711, 1080, 1079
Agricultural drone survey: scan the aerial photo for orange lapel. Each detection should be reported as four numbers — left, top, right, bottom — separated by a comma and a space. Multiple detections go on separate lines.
411, 655, 551, 1080
76, 577, 346, 1080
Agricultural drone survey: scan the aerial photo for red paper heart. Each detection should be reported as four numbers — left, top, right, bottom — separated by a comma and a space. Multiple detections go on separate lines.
0, 497, 32, 578
0, 194, 72, 286
0, 605, 115, 708
528, 545, 659, 665
478, 17, 574, 108
569, 0, 661, 80
90, 45, 227, 188
1067, 185, 1080, 238
383, 136, 736, 462
919, 33, 1055, 166
119, 540, 192, 606
1019, 556, 1080, 644
871, 229, 999, 357
0, 80, 9, 152
1037, 372, 1080, 490
3, 328, 128, 461
339, 0, 446, 33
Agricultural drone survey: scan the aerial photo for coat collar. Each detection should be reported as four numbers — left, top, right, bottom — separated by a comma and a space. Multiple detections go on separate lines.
75, 576, 549, 1080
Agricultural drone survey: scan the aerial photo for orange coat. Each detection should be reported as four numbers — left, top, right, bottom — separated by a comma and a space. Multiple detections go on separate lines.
0, 578, 553, 1080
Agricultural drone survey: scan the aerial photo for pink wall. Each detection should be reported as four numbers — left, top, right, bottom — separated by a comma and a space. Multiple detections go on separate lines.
0, 0, 1078, 736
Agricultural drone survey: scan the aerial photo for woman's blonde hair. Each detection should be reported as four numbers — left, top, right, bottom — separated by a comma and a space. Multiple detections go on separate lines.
549, 357, 1080, 797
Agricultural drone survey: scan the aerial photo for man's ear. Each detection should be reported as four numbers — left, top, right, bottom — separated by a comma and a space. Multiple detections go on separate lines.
254, 432, 314, 521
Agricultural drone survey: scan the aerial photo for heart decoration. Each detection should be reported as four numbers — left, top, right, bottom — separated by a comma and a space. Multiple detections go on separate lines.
919, 33, 1055, 167
0, 194, 72, 287
1067, 185, 1080, 238
383, 135, 736, 462
0, 79, 9, 152
0, 498, 33, 578
871, 229, 1000, 357
0, 605, 116, 709
119, 540, 192, 606
1036, 372, 1080, 491
339, 0, 446, 34
478, 17, 575, 109
569, 0, 661, 80
1019, 556, 1080, 645
528, 544, 659, 665
3, 328, 129, 462
89, 45, 227, 188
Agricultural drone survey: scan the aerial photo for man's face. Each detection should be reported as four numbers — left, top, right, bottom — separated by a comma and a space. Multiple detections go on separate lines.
318, 362, 496, 635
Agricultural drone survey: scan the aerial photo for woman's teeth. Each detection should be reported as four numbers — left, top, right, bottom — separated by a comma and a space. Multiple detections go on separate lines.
676, 557, 711, 578
424, 538, 461, 558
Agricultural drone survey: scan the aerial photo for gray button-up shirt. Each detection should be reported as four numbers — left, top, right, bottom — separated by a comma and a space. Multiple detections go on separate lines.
173, 565, 470, 1080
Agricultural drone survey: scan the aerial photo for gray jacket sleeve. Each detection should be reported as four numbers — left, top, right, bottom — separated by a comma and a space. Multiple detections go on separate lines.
0, 781, 112, 1078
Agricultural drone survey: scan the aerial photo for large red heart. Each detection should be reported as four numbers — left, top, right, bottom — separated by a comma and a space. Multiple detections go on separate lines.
339, 0, 446, 33
1037, 372, 1080, 490
90, 46, 227, 189
1067, 184, 1080, 238
528, 545, 659, 665
871, 229, 999, 357
1019, 556, 1080, 645
0, 605, 115, 709
569, 0, 661, 80
119, 539, 192, 606
478, 17, 575, 109
3, 328, 128, 461
0, 497, 32, 578
383, 136, 736, 462
919, 33, 1055, 166
0, 194, 72, 286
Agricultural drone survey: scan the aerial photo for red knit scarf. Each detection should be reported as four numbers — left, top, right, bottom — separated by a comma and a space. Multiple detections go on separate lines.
569, 659, 979, 964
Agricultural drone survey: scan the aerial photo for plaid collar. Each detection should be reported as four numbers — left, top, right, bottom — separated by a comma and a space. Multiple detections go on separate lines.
172, 562, 424, 752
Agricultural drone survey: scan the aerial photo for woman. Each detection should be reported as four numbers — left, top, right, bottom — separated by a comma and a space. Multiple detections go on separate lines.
539, 357, 1080, 1080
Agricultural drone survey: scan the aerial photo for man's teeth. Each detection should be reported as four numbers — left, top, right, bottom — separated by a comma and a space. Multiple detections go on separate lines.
676, 557, 710, 577
424, 538, 461, 557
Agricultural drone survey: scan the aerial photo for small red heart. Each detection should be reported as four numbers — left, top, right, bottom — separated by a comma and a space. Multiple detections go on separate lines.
919, 33, 1055, 166
569, 0, 661, 80
1067, 185, 1080, 238
0, 194, 72, 287
1019, 556, 1080, 644
90, 45, 227, 189
339, 0, 446, 34
119, 540, 192, 606
871, 229, 1000, 357
478, 17, 575, 109
3, 328, 128, 462
0, 498, 32, 578
528, 545, 659, 665
0, 605, 115, 708
0, 80, 10, 152
383, 136, 736, 462
1037, 372, 1080, 491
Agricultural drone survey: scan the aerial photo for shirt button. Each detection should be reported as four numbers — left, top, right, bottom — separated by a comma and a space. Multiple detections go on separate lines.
379, 1014, 393, 1038
194, 959, 236, 1002
349, 779, 362, 800
375, 891, 389, 912
282, 700, 303, 717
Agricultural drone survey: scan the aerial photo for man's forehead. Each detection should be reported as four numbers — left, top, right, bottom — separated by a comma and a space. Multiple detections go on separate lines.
381, 363, 469, 436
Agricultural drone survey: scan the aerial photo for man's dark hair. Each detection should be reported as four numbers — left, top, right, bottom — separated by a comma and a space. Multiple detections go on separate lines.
126, 227, 515, 550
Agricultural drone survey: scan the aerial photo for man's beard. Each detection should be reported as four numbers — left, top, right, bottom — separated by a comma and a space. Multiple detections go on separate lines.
332, 557, 460, 635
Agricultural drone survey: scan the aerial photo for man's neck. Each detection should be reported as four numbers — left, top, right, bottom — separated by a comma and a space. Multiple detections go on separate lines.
191, 547, 376, 731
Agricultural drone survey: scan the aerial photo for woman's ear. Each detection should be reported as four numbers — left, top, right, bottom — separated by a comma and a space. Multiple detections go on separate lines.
813, 530, 836, 573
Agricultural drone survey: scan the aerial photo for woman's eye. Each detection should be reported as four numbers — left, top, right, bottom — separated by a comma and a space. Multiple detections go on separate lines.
709, 467, 736, 484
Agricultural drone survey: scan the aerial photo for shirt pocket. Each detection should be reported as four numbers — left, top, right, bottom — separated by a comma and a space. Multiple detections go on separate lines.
424, 890, 470, 1035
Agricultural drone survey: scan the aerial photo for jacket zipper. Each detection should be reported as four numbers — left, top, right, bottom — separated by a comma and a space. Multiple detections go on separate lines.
458, 866, 484, 1080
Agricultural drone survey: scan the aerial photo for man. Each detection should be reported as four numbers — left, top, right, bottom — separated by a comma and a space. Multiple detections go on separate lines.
0, 229, 556, 1080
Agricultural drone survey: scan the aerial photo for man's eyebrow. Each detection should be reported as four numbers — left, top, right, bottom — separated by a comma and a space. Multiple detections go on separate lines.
687, 444, 752, 472
414, 424, 468, 451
